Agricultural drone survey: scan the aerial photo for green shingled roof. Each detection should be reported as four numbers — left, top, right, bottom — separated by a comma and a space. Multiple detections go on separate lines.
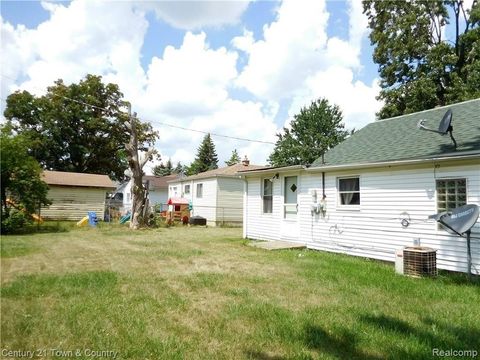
311, 99, 480, 168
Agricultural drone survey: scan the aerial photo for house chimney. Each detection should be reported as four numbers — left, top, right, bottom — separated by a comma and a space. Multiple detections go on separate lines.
242, 156, 250, 166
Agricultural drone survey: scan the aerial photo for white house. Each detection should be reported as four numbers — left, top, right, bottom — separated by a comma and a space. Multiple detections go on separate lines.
113, 174, 179, 213
239, 99, 480, 274
168, 159, 263, 226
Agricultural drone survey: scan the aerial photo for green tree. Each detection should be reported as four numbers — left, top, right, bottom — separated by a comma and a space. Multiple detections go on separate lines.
4, 74, 158, 180
225, 149, 241, 166
187, 134, 218, 175
363, 0, 480, 119
268, 98, 350, 167
173, 161, 185, 174
1, 129, 51, 232
153, 159, 173, 176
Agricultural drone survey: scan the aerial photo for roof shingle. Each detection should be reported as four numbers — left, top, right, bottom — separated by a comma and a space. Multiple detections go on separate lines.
42, 171, 115, 188
172, 163, 265, 182
311, 99, 480, 168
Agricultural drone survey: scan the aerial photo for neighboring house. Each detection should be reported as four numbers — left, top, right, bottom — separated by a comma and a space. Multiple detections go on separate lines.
239, 99, 480, 274
41, 170, 116, 220
115, 174, 180, 213
168, 158, 263, 226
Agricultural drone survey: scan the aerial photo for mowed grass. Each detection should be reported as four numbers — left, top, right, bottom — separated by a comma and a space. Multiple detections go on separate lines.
1, 225, 479, 359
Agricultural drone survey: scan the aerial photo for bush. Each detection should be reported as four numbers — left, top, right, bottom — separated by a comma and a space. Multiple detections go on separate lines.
1, 210, 30, 234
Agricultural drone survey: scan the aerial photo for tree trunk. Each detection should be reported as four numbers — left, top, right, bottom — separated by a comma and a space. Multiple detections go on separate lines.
124, 106, 154, 230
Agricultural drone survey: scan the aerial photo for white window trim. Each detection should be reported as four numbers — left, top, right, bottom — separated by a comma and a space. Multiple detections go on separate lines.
184, 184, 190, 194
261, 178, 273, 215
336, 176, 361, 210
196, 183, 203, 198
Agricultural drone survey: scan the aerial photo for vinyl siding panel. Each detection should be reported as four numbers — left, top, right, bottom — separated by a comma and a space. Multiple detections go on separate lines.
42, 186, 107, 220
244, 177, 282, 241
298, 163, 480, 274
216, 177, 244, 224
169, 179, 218, 225
149, 189, 168, 207
245, 161, 480, 274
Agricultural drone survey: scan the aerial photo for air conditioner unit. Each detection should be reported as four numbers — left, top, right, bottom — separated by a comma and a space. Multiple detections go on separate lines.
403, 247, 437, 277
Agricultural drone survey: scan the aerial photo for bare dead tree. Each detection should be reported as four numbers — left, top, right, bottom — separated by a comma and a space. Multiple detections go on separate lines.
124, 104, 155, 229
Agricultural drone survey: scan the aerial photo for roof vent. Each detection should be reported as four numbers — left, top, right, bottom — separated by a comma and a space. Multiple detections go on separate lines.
242, 156, 250, 166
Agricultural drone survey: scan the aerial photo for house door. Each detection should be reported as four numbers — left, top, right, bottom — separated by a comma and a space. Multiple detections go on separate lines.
281, 175, 299, 241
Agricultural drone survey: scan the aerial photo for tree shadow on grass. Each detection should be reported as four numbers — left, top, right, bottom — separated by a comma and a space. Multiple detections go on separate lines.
361, 314, 480, 358
303, 325, 383, 360
436, 270, 480, 286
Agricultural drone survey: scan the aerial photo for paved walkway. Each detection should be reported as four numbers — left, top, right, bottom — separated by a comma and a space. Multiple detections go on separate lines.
248, 240, 306, 250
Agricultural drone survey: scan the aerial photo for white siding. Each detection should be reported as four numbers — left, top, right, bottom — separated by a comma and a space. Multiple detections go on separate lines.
42, 186, 108, 221
191, 178, 218, 225
149, 189, 168, 207
169, 179, 218, 225
245, 161, 480, 274
216, 177, 244, 224
245, 177, 282, 241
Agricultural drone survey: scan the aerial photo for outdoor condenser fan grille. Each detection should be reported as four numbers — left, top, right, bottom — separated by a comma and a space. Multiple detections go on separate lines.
403, 247, 438, 277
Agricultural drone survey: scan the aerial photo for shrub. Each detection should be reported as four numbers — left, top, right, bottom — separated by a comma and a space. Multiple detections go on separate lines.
1, 210, 30, 234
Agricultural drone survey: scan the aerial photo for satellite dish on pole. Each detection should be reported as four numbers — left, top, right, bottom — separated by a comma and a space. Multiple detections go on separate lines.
417, 109, 457, 148
429, 204, 479, 278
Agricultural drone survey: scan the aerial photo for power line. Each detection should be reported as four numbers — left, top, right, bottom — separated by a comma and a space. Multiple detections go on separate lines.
0, 74, 275, 145
147, 120, 275, 145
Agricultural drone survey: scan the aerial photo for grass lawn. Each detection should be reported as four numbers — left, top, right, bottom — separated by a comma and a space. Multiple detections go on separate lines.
1, 224, 479, 359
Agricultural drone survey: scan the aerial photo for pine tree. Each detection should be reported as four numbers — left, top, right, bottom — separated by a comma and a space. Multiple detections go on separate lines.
225, 149, 241, 166
153, 159, 173, 176
188, 134, 218, 175
173, 162, 185, 174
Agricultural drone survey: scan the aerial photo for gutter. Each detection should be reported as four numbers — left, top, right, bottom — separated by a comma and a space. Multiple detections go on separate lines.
306, 152, 480, 172
237, 165, 307, 177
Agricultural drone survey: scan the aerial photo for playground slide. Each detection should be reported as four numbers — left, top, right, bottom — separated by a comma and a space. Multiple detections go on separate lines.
119, 213, 131, 224
6, 198, 43, 223
76, 216, 89, 227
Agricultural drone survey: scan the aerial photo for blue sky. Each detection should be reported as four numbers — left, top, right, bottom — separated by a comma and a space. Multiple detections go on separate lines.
1, 0, 382, 171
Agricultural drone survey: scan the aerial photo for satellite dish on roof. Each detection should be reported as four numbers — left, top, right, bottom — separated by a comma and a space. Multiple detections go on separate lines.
417, 109, 457, 149
429, 204, 479, 278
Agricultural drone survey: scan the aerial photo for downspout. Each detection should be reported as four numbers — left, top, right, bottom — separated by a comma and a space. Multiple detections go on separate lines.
242, 177, 248, 239
321, 153, 326, 200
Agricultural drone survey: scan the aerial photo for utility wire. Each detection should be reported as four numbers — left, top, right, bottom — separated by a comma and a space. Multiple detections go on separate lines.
0, 74, 275, 145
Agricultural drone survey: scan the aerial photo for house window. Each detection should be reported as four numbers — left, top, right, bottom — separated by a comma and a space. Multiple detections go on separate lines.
196, 183, 203, 198
338, 177, 360, 206
436, 179, 466, 213
184, 185, 190, 194
262, 179, 273, 213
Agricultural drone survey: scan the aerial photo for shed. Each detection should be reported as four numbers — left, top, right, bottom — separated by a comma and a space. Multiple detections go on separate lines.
41, 170, 116, 220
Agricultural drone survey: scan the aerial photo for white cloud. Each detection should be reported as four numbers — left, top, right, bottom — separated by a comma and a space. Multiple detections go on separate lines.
290, 66, 381, 130
139, 1, 250, 30
3, 1, 148, 97
234, 0, 330, 101
235, 0, 380, 130
139, 32, 238, 118
2, 0, 380, 173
